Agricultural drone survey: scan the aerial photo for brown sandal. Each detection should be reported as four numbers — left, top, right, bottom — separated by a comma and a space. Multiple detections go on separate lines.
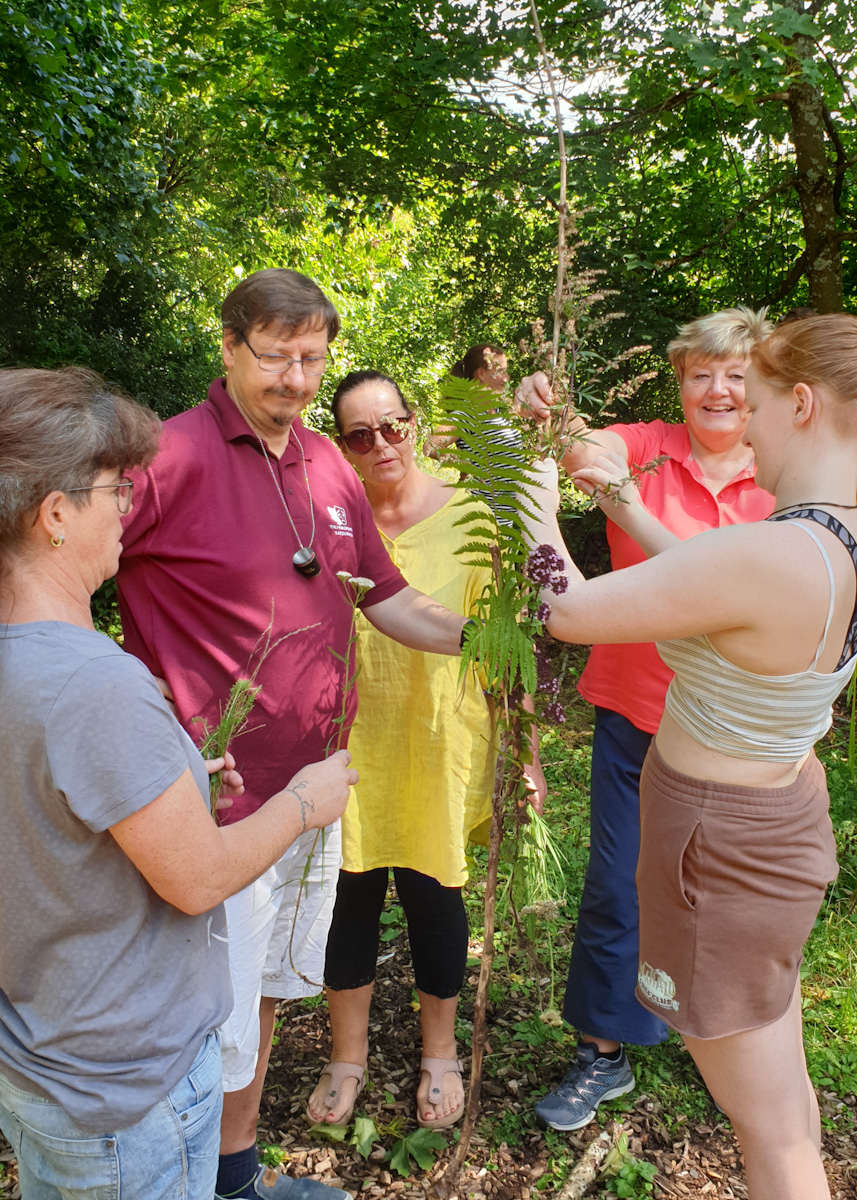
416, 1056, 465, 1129
306, 1060, 367, 1129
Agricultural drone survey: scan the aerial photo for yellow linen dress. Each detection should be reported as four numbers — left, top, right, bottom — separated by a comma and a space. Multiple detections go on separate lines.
343, 492, 496, 888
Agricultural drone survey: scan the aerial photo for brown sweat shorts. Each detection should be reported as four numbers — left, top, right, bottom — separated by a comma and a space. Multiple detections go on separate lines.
635, 744, 838, 1040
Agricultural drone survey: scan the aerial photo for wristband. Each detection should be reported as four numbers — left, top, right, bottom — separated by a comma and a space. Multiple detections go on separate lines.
460, 619, 477, 650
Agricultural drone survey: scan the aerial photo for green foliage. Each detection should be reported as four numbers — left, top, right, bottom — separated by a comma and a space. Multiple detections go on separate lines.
378, 904, 405, 943
349, 1115, 381, 1160
196, 678, 261, 815
510, 1014, 566, 1047
306, 1122, 349, 1144
91, 578, 122, 639
433, 375, 547, 702
601, 1131, 659, 1195
806, 1044, 857, 1098
4, 0, 857, 428
258, 1143, 286, 1169
387, 1127, 448, 1175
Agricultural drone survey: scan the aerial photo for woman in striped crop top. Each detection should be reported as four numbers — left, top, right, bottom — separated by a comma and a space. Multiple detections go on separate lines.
523, 313, 857, 1200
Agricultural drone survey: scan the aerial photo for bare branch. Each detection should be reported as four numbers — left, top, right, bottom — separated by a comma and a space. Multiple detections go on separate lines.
528, 0, 568, 380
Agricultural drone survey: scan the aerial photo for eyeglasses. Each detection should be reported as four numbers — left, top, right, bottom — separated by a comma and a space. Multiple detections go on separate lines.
66, 478, 134, 515
238, 332, 330, 376
340, 418, 411, 455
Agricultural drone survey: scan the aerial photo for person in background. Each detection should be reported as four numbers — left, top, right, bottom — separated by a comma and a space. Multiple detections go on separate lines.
307, 370, 546, 1132
516, 307, 774, 1131
115, 270, 472, 1200
521, 312, 857, 1200
0, 367, 355, 1200
426, 343, 529, 528
423, 342, 510, 459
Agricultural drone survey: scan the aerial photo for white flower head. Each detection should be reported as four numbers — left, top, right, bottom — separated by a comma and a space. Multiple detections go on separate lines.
348, 576, 376, 590
336, 570, 353, 582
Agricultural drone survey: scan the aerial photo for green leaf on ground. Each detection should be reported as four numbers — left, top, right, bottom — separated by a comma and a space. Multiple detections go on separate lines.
350, 1115, 380, 1159
388, 1127, 448, 1174
305, 1122, 348, 1143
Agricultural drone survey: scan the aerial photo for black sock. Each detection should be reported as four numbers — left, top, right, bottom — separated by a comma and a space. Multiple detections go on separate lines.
216, 1147, 259, 1198
583, 1041, 623, 1062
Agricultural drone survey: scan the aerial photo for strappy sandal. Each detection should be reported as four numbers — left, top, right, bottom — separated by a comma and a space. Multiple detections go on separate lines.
306, 1060, 367, 1129
416, 1056, 466, 1129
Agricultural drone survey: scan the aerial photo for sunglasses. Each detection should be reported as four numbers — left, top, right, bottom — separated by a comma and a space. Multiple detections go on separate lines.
341, 417, 411, 456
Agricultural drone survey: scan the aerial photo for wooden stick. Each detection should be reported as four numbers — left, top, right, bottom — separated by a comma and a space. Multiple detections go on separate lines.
430, 731, 513, 1199
555, 1120, 624, 1200
529, 0, 567, 383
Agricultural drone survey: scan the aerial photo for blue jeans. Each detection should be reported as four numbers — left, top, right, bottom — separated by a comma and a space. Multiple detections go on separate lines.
563, 707, 669, 1046
0, 1031, 222, 1200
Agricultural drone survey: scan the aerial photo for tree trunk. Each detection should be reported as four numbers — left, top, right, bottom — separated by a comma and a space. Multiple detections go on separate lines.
785, 5, 842, 312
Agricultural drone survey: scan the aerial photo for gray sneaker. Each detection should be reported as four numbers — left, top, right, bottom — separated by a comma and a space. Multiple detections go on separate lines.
535, 1041, 635, 1131
215, 1165, 349, 1199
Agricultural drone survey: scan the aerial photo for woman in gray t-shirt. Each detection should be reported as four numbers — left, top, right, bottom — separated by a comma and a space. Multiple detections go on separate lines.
0, 367, 354, 1199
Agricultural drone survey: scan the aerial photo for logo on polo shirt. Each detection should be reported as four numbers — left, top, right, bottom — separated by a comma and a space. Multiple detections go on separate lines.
328, 505, 354, 538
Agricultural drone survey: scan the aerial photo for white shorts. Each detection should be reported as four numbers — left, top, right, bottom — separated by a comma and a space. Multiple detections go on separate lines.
219, 821, 342, 1092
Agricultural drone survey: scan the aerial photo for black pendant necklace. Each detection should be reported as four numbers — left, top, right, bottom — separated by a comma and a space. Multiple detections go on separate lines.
256, 431, 322, 578
292, 545, 321, 578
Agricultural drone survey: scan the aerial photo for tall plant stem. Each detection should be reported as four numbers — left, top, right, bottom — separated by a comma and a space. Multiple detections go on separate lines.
431, 729, 514, 1199
529, 0, 567, 382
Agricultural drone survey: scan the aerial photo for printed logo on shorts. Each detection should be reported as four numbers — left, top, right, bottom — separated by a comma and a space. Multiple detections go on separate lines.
327, 505, 354, 538
638, 961, 680, 1011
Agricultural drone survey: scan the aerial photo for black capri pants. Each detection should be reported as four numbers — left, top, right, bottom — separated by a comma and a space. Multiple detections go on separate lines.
324, 867, 469, 1000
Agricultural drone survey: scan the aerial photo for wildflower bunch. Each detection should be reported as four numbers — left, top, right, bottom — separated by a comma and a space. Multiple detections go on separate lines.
526, 543, 569, 595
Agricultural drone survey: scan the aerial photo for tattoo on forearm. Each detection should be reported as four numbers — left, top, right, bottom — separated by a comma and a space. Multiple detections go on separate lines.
285, 782, 314, 833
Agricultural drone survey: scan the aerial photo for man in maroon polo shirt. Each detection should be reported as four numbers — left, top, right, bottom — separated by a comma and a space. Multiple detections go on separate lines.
116, 268, 468, 1200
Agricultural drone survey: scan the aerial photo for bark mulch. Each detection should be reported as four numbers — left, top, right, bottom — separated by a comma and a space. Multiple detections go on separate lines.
1, 957, 854, 1197
255, 958, 857, 1200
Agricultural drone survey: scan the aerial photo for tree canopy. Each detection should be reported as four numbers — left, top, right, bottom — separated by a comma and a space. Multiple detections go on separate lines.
1, 0, 855, 419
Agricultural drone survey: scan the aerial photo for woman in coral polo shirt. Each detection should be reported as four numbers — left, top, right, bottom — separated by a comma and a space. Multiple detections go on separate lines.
520, 307, 775, 1131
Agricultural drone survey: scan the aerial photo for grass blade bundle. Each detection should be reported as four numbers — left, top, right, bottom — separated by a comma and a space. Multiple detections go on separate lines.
198, 678, 261, 818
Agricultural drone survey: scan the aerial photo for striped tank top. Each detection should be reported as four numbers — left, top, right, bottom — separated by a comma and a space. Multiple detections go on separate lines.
656, 510, 857, 762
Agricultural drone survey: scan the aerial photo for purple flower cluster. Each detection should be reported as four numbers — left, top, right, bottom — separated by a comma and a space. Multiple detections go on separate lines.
535, 643, 560, 697
527, 544, 569, 596
543, 700, 567, 724
535, 601, 551, 624
537, 657, 559, 696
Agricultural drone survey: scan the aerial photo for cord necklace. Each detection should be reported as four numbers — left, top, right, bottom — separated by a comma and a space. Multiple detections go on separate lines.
256, 430, 321, 578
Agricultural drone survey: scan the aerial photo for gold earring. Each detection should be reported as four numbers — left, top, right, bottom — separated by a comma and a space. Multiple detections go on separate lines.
50, 535, 64, 547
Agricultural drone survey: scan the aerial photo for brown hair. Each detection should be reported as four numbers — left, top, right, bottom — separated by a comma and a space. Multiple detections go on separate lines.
449, 344, 505, 380
0, 367, 160, 559
221, 268, 341, 341
750, 313, 857, 410
667, 307, 771, 379
331, 370, 409, 432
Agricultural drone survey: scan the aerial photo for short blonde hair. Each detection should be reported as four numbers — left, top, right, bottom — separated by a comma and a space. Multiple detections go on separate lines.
668, 306, 772, 379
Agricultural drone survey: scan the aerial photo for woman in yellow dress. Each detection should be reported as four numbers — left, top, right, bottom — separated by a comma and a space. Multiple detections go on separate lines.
307, 370, 546, 1130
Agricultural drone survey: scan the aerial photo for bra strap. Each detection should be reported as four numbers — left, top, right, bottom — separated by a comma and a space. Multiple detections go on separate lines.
769, 508, 857, 669
785, 524, 837, 668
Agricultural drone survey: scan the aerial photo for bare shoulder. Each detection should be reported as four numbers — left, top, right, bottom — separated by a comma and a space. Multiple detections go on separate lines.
660, 520, 838, 615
